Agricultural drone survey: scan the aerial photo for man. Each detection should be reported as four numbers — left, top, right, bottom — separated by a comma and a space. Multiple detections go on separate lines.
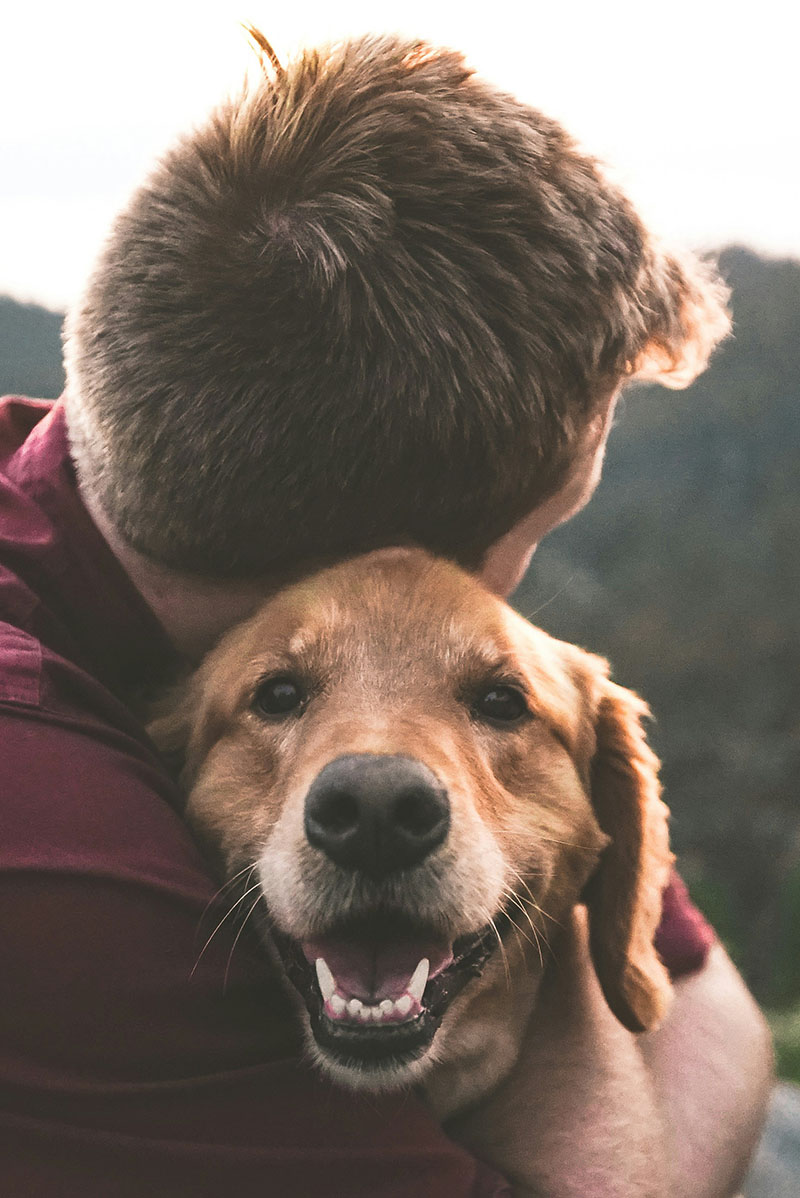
0, 33, 772, 1195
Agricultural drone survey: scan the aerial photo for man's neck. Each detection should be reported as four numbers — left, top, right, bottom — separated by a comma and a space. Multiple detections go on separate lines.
80, 486, 273, 661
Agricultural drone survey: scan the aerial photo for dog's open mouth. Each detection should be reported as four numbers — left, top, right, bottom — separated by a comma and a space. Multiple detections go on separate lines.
271, 912, 502, 1072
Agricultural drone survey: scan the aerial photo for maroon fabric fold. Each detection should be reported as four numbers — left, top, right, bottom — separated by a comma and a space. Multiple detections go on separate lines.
656, 871, 715, 978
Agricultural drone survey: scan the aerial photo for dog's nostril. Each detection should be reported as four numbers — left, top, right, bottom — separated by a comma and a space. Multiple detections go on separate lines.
392, 789, 445, 838
312, 789, 360, 836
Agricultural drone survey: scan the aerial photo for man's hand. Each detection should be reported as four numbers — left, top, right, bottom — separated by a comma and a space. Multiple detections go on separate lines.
446, 909, 773, 1198
446, 907, 671, 1197
640, 941, 774, 1198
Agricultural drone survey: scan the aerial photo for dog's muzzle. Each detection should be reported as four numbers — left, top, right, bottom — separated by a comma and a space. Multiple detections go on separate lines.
272, 913, 499, 1077
265, 754, 499, 1077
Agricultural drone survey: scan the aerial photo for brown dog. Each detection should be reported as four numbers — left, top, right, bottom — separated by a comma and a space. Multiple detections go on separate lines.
150, 547, 673, 1121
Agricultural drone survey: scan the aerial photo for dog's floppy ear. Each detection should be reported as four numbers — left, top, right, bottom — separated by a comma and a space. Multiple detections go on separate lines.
147, 672, 203, 784
498, 614, 673, 1032
583, 673, 674, 1033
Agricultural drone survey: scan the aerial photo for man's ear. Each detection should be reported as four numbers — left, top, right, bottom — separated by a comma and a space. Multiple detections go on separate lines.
583, 676, 674, 1033
629, 245, 731, 388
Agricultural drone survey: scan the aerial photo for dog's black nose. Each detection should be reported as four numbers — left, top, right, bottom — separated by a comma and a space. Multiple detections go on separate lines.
304, 754, 450, 877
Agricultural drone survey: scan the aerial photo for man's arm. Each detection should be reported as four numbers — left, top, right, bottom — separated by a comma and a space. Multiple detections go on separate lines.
641, 941, 774, 1198
447, 909, 773, 1198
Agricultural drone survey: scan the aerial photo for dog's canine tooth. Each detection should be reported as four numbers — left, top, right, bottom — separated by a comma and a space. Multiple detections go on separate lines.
329, 994, 346, 1015
395, 994, 413, 1016
408, 957, 429, 1002
315, 957, 336, 1002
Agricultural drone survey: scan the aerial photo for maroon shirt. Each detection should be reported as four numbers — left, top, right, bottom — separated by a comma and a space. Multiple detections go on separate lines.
0, 397, 712, 1196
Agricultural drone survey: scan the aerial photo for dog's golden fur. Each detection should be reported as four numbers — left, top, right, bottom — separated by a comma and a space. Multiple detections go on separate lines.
150, 547, 673, 1121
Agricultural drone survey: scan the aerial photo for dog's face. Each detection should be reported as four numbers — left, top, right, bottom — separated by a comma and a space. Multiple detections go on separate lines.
151, 548, 672, 1094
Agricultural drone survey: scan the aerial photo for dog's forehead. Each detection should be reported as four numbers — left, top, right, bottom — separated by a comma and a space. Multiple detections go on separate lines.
264, 555, 504, 654
231, 549, 567, 686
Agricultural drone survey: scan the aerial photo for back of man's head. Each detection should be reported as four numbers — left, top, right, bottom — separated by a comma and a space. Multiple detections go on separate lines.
64, 33, 729, 578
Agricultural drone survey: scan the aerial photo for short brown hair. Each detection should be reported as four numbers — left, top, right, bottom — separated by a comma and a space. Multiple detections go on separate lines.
64, 33, 729, 578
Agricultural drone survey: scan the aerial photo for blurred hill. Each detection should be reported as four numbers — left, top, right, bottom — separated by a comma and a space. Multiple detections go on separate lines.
0, 297, 65, 399
515, 246, 800, 1007
1, 247, 798, 1012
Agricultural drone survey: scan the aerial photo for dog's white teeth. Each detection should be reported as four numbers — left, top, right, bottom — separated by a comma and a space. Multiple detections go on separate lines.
407, 957, 430, 1002
325, 992, 419, 1024
315, 957, 336, 1002
316, 956, 429, 1024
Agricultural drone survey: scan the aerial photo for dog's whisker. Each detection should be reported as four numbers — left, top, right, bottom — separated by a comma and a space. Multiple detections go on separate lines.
198, 862, 251, 905
501, 881, 558, 964
513, 899, 555, 950
502, 907, 544, 968
223, 891, 266, 995
190, 875, 263, 978
504, 867, 564, 935
503, 866, 538, 903
503, 885, 539, 933
500, 883, 551, 961
537, 835, 599, 852
523, 576, 577, 621
507, 918, 542, 971
197, 862, 256, 920
502, 893, 555, 971
501, 887, 547, 967
495, 823, 598, 854
487, 914, 512, 988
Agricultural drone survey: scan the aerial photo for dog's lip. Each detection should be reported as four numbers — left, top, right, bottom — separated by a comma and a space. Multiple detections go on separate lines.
270, 914, 505, 1069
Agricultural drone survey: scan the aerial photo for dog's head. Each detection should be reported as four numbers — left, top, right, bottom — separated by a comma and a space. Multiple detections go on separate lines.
150, 548, 672, 1090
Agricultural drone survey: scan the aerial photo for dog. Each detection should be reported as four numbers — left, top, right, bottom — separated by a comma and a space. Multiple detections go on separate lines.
149, 546, 673, 1124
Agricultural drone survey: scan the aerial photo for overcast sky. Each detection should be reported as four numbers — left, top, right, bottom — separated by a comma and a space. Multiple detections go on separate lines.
2, 0, 797, 311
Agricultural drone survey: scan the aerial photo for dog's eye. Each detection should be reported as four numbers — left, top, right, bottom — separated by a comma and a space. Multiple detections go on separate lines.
253, 675, 306, 718
474, 685, 529, 725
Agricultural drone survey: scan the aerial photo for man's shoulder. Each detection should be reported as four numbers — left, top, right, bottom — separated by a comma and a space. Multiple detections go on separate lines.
0, 608, 149, 740
0, 395, 53, 451
0, 620, 42, 708
0, 612, 209, 900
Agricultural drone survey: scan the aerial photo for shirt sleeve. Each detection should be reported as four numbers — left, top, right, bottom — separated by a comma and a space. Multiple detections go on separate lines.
0, 697, 508, 1198
655, 870, 716, 978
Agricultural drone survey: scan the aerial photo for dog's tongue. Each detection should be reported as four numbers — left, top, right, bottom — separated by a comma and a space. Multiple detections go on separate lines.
302, 931, 453, 1002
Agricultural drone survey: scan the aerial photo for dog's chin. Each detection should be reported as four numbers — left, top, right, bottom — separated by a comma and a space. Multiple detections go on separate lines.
306, 1024, 438, 1092
269, 912, 501, 1091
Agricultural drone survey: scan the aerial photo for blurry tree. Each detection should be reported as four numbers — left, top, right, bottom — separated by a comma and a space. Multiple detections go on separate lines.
0, 297, 65, 398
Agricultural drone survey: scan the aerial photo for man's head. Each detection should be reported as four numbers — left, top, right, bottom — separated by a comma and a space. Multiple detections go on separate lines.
64, 32, 729, 582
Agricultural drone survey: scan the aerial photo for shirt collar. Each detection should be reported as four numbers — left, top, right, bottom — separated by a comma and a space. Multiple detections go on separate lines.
4, 398, 180, 698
